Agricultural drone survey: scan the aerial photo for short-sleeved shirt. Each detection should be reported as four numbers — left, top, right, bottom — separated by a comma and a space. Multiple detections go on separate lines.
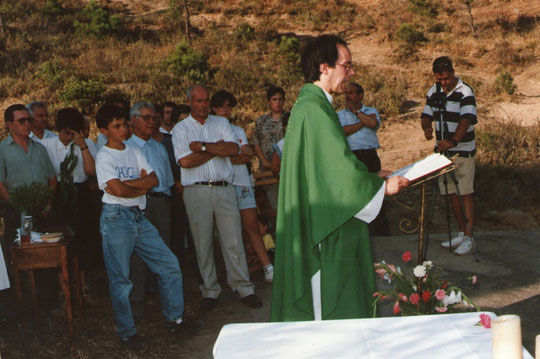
272, 138, 285, 160
0, 135, 56, 191
95, 144, 154, 209
95, 133, 108, 152
125, 135, 174, 196
253, 113, 284, 162
230, 124, 252, 187
41, 137, 97, 183
29, 129, 57, 143
171, 114, 237, 186
421, 77, 477, 155
337, 105, 381, 151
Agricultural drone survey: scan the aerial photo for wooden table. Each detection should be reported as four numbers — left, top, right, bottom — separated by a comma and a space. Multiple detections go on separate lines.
9, 233, 85, 336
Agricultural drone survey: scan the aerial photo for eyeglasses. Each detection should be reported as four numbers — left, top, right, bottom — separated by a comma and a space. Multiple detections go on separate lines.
136, 115, 156, 122
13, 117, 32, 125
335, 62, 354, 73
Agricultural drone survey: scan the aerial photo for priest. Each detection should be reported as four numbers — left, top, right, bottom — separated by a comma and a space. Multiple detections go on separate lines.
270, 34, 409, 322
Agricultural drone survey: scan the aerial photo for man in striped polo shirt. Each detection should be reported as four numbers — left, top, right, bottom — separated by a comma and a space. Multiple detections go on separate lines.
421, 56, 477, 256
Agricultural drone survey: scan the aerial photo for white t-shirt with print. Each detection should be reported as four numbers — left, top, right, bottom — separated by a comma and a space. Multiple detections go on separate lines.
96, 144, 154, 209
230, 124, 252, 187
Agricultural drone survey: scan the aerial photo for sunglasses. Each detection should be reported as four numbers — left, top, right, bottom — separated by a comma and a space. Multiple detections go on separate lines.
13, 117, 32, 125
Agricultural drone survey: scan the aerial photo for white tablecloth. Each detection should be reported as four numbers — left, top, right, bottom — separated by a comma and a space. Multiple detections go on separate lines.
213, 312, 533, 359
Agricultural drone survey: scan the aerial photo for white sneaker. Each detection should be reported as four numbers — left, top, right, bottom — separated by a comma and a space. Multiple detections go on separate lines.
454, 237, 474, 256
263, 265, 274, 283
441, 232, 465, 249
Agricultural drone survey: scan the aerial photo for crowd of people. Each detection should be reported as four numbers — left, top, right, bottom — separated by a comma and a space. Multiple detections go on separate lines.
0, 33, 477, 347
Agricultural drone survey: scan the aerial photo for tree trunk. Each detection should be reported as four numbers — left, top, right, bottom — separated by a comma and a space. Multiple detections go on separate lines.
182, 0, 192, 44
465, 1, 478, 39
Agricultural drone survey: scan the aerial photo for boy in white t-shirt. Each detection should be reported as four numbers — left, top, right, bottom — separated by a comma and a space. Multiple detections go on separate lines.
95, 104, 201, 347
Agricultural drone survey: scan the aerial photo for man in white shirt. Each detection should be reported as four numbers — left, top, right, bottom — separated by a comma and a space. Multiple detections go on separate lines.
26, 101, 57, 142
172, 85, 261, 310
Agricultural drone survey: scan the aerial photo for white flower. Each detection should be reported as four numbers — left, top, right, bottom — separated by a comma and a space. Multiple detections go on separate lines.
422, 260, 433, 267
412, 285, 417, 291
397, 266, 403, 275
383, 273, 392, 284
413, 265, 426, 278
442, 290, 462, 307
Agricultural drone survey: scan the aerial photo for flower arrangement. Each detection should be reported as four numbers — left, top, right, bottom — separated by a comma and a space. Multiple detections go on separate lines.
372, 250, 480, 316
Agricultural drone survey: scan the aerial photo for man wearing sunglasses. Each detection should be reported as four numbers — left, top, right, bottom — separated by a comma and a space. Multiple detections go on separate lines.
0, 104, 57, 258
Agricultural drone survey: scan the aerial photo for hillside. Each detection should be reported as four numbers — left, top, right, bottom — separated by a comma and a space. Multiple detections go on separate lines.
0, 0, 538, 230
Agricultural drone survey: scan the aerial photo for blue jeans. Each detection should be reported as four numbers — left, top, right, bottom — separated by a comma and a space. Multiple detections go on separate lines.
100, 204, 184, 338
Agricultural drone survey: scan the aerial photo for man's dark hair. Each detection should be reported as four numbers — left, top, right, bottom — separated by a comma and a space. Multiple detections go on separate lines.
154, 104, 163, 116
162, 101, 176, 109
281, 111, 291, 128
266, 86, 285, 101
350, 82, 364, 95
301, 34, 348, 83
177, 104, 191, 115
96, 103, 129, 129
4, 104, 28, 123
432, 56, 454, 74
211, 90, 238, 110
56, 108, 84, 132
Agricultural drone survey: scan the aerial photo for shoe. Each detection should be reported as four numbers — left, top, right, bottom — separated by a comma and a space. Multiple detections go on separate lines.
454, 237, 474, 256
240, 294, 263, 309
441, 232, 465, 249
120, 334, 145, 350
168, 317, 204, 336
200, 297, 218, 311
263, 265, 274, 283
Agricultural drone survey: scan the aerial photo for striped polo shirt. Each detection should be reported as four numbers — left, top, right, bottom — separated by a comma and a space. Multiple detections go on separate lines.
422, 78, 477, 155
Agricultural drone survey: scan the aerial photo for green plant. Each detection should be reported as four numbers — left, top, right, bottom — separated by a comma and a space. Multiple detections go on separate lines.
396, 23, 428, 46
495, 68, 517, 95
43, 0, 64, 18
73, 0, 122, 38
167, 41, 209, 82
278, 36, 300, 64
8, 183, 53, 217
38, 58, 67, 89
407, 0, 438, 18
235, 23, 255, 41
59, 77, 106, 112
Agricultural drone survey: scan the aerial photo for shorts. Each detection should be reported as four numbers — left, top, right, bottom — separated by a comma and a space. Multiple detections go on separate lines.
234, 185, 257, 210
438, 156, 475, 195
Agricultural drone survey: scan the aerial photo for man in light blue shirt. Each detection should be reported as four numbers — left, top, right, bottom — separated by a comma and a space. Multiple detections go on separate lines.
337, 83, 382, 173
338, 83, 390, 236
125, 102, 175, 319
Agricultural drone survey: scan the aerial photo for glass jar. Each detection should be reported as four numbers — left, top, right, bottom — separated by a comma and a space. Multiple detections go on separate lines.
20, 215, 33, 245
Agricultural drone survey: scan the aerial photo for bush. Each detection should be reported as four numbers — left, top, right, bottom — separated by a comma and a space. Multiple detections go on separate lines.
59, 77, 106, 112
396, 23, 428, 46
43, 0, 64, 18
167, 41, 209, 82
407, 0, 438, 18
73, 0, 122, 38
38, 58, 67, 89
278, 36, 300, 64
495, 68, 517, 95
235, 23, 255, 41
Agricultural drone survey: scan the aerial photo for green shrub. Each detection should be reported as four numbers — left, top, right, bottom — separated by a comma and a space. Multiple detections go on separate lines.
278, 36, 300, 64
38, 58, 67, 89
495, 68, 517, 95
73, 0, 122, 38
43, 0, 64, 18
167, 41, 209, 82
407, 0, 438, 18
59, 77, 106, 112
235, 23, 256, 41
396, 23, 428, 46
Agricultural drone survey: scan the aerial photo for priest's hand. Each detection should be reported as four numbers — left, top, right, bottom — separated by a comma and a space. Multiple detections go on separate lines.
385, 176, 409, 196
377, 169, 393, 178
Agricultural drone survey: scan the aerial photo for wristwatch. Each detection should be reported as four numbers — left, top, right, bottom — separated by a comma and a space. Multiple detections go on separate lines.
201, 142, 207, 152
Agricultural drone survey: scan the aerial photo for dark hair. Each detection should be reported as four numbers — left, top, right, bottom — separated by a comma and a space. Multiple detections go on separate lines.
162, 101, 176, 109
266, 86, 285, 101
211, 90, 238, 110
56, 108, 84, 132
4, 104, 28, 123
349, 82, 364, 95
177, 104, 190, 114
281, 111, 291, 128
432, 56, 454, 74
154, 104, 163, 116
301, 34, 347, 83
96, 103, 129, 129
103, 90, 131, 110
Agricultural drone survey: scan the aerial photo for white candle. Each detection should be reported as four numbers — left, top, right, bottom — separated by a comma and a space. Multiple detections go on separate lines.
535, 334, 540, 359
492, 314, 522, 359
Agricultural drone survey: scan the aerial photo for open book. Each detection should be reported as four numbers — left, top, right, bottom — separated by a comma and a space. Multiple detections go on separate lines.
388, 153, 453, 182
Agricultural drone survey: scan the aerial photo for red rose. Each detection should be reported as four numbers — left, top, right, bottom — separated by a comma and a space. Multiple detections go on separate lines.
441, 280, 448, 289
393, 301, 400, 314
410, 293, 420, 305
401, 250, 412, 263
422, 291, 432, 302
398, 293, 408, 302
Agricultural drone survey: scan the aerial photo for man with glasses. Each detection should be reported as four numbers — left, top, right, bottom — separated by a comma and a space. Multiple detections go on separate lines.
125, 102, 175, 320
26, 101, 57, 143
0, 104, 57, 258
270, 35, 409, 322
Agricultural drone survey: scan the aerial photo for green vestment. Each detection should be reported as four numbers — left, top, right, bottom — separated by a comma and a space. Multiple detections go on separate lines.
270, 83, 384, 322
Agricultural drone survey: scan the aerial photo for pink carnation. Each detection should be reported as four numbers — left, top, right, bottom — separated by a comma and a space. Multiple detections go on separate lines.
435, 289, 446, 300
410, 293, 420, 305
479, 313, 491, 328
401, 251, 412, 263
398, 293, 408, 302
472, 276, 477, 285
435, 306, 448, 313
393, 301, 400, 314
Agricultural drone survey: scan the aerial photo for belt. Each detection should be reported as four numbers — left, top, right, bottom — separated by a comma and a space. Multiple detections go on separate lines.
194, 181, 228, 187
147, 192, 170, 198
354, 148, 377, 152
